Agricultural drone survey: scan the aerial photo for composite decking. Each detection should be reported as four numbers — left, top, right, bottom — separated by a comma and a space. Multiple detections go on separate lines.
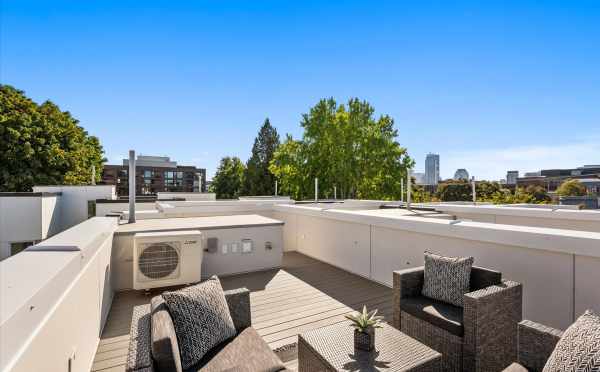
91, 252, 393, 372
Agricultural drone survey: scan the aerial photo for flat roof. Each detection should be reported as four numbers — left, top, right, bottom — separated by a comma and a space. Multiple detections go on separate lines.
115, 214, 284, 235
0, 192, 61, 197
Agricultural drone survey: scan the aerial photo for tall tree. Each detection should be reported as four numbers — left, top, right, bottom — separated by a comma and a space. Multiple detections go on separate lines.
556, 179, 587, 196
270, 98, 413, 200
0, 85, 105, 191
242, 118, 280, 196
210, 156, 246, 199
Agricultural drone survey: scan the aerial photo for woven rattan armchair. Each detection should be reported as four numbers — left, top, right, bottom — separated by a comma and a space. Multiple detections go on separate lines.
393, 266, 523, 372
502, 320, 563, 372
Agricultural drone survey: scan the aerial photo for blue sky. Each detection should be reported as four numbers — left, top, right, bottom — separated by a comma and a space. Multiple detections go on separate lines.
2, 1, 599, 180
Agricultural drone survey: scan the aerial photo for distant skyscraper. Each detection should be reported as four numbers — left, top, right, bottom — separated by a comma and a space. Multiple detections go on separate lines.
454, 168, 469, 181
411, 171, 426, 185
425, 153, 440, 185
506, 170, 519, 185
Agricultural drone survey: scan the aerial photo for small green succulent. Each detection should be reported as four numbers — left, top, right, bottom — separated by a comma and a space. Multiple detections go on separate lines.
345, 306, 384, 332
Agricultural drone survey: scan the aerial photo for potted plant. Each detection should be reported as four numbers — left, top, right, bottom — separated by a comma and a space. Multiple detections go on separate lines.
345, 305, 383, 351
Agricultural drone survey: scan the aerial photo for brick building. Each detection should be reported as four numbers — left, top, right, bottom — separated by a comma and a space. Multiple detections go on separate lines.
101, 155, 206, 196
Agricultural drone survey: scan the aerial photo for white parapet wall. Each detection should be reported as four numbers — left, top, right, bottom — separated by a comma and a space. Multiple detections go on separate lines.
0, 193, 62, 260
274, 204, 600, 330
431, 204, 600, 232
0, 217, 118, 372
33, 185, 116, 230
157, 192, 217, 201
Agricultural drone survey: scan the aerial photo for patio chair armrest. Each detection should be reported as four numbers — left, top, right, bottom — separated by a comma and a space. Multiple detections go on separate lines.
393, 266, 425, 298
463, 280, 523, 372
392, 267, 424, 329
517, 320, 563, 372
224, 287, 251, 332
126, 304, 154, 372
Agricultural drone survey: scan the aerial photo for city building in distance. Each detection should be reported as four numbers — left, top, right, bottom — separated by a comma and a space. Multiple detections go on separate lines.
101, 155, 207, 196
515, 165, 600, 192
411, 171, 426, 184
424, 153, 440, 185
453, 168, 470, 181
506, 170, 519, 185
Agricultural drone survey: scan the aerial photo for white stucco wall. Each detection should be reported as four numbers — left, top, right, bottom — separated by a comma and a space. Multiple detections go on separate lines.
274, 204, 600, 330
0, 217, 117, 372
0, 195, 61, 260
434, 204, 600, 232
33, 185, 116, 230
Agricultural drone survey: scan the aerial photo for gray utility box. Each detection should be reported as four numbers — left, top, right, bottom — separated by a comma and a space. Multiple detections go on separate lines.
201, 224, 283, 278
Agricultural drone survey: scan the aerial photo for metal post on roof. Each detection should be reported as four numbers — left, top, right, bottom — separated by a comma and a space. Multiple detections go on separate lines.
275, 180, 278, 196
401, 178, 404, 203
128, 150, 136, 223
334, 186, 337, 200
407, 173, 412, 210
91, 165, 96, 185
315, 178, 318, 202
472, 176, 477, 205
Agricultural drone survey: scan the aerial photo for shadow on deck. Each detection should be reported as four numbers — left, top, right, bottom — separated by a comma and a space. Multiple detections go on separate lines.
91, 252, 393, 371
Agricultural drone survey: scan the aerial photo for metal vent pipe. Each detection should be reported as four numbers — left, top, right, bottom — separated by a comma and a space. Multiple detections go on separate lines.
128, 150, 136, 223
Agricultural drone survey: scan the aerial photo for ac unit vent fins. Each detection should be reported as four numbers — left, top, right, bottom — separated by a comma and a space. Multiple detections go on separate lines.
138, 242, 180, 279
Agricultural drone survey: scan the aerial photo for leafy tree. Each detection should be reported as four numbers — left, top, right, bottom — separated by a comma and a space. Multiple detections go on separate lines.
0, 85, 105, 191
523, 185, 552, 203
411, 183, 436, 203
209, 156, 246, 199
488, 185, 550, 204
556, 179, 587, 197
436, 180, 472, 201
269, 135, 307, 199
242, 118, 280, 196
269, 98, 413, 200
476, 181, 503, 200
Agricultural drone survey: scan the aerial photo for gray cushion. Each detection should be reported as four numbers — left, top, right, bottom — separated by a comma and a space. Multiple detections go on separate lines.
542, 310, 600, 372
187, 327, 286, 372
401, 295, 464, 337
421, 251, 474, 307
150, 296, 182, 372
162, 276, 237, 370
503, 362, 529, 372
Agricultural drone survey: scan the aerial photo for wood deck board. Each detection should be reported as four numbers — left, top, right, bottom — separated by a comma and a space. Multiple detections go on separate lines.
90, 251, 392, 371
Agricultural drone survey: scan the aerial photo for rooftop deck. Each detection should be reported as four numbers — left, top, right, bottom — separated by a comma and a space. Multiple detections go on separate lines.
91, 252, 393, 372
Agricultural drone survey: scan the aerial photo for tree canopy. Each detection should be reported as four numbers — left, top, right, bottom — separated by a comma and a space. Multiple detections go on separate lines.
269, 98, 413, 200
242, 118, 280, 196
209, 156, 246, 199
0, 85, 105, 191
556, 179, 587, 197
433, 180, 551, 204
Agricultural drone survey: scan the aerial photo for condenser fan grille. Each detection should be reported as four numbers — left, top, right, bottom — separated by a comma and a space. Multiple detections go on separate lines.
138, 242, 180, 279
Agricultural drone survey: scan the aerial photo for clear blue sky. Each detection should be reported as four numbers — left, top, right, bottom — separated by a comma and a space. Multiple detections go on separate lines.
2, 1, 599, 180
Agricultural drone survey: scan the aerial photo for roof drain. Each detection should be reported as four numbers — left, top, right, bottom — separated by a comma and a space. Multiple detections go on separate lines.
128, 150, 136, 223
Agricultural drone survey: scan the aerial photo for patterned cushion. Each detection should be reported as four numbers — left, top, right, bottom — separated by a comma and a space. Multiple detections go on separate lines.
542, 310, 600, 372
421, 251, 474, 307
162, 276, 237, 370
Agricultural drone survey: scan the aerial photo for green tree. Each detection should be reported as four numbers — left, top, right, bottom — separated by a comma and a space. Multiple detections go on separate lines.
556, 179, 587, 197
209, 156, 246, 199
436, 180, 472, 201
269, 135, 307, 200
0, 85, 105, 191
242, 118, 280, 196
269, 98, 413, 200
523, 185, 552, 203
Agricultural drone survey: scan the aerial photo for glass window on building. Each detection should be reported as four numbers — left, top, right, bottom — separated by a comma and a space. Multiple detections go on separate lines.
164, 170, 184, 190
143, 170, 154, 185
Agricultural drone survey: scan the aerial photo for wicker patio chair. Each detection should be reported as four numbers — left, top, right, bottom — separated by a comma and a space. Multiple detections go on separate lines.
502, 320, 563, 372
393, 266, 523, 372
